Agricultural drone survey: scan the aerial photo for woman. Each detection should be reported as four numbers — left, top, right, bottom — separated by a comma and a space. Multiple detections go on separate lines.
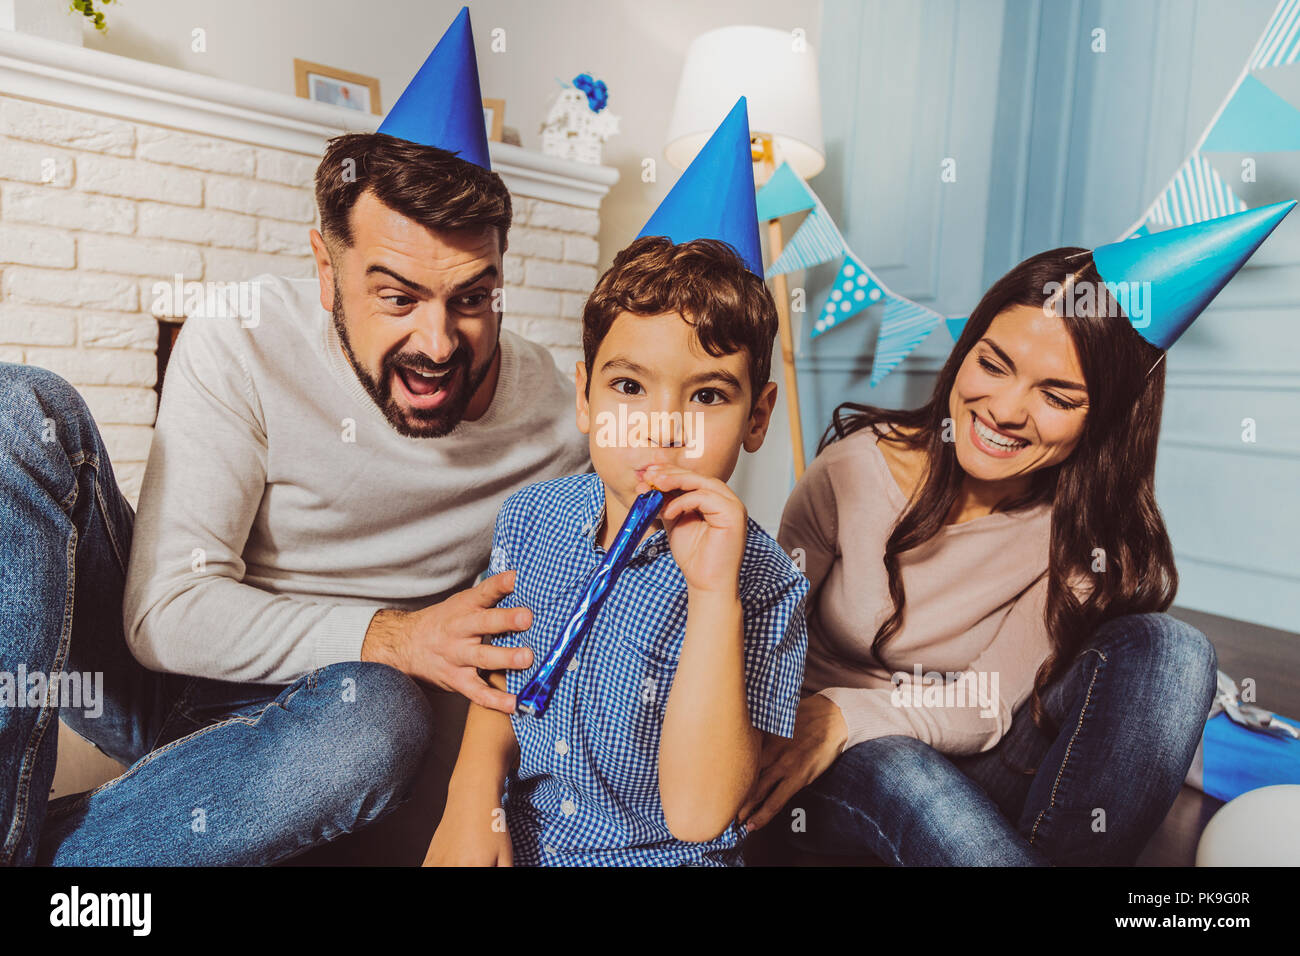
740, 246, 1218, 866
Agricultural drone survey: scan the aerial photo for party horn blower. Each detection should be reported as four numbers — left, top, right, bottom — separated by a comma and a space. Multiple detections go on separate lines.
515, 486, 666, 718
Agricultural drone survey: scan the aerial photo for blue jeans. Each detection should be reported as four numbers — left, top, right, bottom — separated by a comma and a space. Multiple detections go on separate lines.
0, 362, 437, 866
777, 613, 1217, 865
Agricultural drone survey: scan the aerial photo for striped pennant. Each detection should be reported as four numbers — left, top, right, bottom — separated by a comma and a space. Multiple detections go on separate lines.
1251, 0, 1300, 69
766, 202, 846, 277
870, 295, 943, 387
1148, 153, 1247, 227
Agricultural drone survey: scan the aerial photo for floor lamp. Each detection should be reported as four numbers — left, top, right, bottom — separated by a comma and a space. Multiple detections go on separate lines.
664, 25, 826, 481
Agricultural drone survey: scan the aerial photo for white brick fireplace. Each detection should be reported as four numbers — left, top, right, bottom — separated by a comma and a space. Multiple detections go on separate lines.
0, 29, 617, 509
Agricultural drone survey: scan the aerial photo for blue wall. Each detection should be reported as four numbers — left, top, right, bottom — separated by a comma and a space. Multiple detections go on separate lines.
797, 0, 1299, 631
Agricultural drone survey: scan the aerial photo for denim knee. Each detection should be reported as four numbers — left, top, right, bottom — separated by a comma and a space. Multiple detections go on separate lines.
309, 661, 436, 798
1087, 611, 1218, 726
811, 734, 950, 809
0, 362, 99, 468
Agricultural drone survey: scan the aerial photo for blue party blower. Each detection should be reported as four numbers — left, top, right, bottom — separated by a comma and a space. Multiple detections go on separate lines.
515, 487, 666, 718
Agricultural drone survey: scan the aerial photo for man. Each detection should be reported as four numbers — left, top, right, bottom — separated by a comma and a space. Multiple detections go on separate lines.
0, 7, 588, 865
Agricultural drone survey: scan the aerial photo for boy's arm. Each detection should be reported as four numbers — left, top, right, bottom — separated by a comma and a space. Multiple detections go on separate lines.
449, 669, 519, 793
659, 587, 761, 843
425, 670, 519, 866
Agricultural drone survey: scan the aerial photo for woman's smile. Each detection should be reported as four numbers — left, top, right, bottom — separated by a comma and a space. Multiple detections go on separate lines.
968, 410, 1030, 457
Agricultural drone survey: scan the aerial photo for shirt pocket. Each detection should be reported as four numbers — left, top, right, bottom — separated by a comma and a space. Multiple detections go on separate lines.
587, 629, 682, 801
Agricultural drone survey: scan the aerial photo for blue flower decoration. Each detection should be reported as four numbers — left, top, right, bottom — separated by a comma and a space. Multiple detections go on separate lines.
572, 73, 609, 113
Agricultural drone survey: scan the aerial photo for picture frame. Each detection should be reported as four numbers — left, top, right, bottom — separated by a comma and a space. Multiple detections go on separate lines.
482, 97, 505, 142
294, 59, 382, 115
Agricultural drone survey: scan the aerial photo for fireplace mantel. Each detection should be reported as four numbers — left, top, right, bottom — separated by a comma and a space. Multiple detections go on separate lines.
0, 28, 619, 207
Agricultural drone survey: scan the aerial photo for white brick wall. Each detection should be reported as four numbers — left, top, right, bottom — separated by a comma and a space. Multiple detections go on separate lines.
1, 95, 601, 507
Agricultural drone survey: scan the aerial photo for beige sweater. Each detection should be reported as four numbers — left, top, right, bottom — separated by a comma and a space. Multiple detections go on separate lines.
778, 425, 1058, 755
124, 275, 590, 685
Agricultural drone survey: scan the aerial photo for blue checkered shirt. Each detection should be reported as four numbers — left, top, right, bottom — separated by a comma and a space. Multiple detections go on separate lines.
487, 472, 808, 866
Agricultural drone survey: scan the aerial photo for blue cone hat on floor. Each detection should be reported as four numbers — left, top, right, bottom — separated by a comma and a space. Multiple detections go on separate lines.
636, 97, 763, 277
378, 6, 491, 170
1092, 199, 1295, 350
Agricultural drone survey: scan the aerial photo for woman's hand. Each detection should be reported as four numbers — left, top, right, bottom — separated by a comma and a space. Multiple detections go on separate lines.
738, 693, 849, 832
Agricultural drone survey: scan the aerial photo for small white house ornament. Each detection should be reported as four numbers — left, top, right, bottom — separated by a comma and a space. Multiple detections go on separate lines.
541, 75, 619, 165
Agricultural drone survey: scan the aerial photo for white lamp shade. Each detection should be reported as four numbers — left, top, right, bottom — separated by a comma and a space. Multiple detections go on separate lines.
665, 25, 825, 179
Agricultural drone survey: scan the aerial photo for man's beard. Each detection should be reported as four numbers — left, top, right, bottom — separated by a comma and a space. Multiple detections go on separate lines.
331, 293, 499, 439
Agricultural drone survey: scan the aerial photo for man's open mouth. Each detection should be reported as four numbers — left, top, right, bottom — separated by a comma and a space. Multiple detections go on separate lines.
393, 362, 458, 410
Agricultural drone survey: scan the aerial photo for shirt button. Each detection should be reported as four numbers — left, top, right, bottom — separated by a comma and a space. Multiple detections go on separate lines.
554, 738, 569, 755
561, 799, 577, 816
544, 844, 556, 855
568, 657, 579, 672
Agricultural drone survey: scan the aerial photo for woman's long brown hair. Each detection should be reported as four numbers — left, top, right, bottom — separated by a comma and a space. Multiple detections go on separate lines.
816, 247, 1178, 761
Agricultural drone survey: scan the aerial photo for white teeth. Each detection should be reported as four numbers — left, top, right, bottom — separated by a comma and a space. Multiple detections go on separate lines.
974, 415, 1027, 450
412, 368, 449, 378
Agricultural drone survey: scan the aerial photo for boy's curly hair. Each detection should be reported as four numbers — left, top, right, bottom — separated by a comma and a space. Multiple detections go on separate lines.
581, 236, 778, 405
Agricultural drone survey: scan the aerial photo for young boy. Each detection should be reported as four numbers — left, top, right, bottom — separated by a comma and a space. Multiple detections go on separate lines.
425, 234, 809, 866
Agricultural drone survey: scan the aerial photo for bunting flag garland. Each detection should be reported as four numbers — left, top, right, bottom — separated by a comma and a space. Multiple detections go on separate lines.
1250, 0, 1300, 68
755, 160, 945, 382
757, 0, 1300, 379
871, 296, 943, 387
1202, 74, 1300, 152
755, 161, 817, 221
766, 201, 846, 276
1119, 0, 1300, 239
1147, 153, 1249, 228
812, 253, 886, 336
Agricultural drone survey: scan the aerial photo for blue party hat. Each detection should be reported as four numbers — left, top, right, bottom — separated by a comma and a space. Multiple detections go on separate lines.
1092, 199, 1295, 350
636, 97, 763, 276
378, 6, 491, 170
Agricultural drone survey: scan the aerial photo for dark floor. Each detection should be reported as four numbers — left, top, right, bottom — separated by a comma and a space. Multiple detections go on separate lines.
291, 605, 1299, 866
1133, 606, 1299, 866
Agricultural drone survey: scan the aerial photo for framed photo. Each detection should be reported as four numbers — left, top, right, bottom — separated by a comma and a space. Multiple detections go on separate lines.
294, 59, 382, 115
482, 97, 505, 142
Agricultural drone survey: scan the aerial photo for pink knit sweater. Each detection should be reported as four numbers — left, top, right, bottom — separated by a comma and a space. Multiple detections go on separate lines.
778, 425, 1058, 755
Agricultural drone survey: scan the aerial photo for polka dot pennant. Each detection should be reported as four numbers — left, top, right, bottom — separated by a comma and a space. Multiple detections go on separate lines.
810, 254, 886, 338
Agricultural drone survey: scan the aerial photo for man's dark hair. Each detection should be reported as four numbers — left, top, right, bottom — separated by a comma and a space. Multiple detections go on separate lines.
315, 132, 512, 254
581, 236, 777, 405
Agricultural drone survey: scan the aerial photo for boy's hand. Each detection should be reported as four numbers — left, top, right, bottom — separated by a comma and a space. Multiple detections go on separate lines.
424, 789, 513, 867
637, 463, 746, 595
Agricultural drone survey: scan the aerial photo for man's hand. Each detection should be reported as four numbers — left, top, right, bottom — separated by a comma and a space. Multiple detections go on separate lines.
361, 569, 533, 713
737, 693, 848, 832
